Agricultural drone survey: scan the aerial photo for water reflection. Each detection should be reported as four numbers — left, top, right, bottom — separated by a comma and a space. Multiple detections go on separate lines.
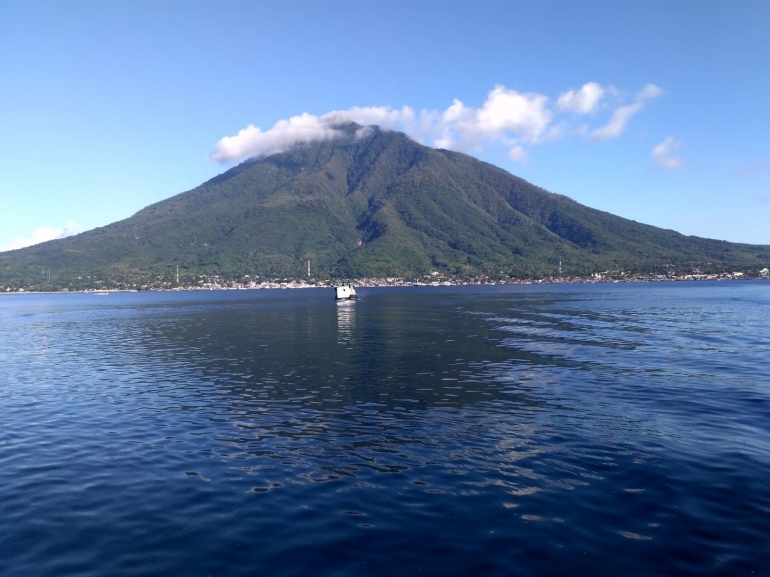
336, 301, 356, 343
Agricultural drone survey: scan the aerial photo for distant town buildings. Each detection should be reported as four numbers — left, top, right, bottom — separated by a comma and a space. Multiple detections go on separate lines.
3, 267, 770, 293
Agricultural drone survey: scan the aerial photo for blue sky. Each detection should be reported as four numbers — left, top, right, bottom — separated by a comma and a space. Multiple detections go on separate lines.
1, 0, 768, 251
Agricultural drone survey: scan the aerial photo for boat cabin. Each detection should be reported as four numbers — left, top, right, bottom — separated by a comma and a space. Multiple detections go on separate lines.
335, 284, 358, 300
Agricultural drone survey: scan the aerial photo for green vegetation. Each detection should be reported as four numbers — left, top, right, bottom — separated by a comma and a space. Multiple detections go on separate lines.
1, 123, 768, 291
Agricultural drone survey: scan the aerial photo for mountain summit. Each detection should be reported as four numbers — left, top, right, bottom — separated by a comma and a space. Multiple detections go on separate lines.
2, 124, 768, 289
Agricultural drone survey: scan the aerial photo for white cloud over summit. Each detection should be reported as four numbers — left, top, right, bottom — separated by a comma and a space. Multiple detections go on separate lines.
210, 114, 344, 163
0, 221, 79, 253
212, 82, 663, 164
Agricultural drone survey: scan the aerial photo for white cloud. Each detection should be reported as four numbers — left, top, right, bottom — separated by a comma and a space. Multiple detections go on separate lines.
210, 113, 341, 162
652, 136, 685, 170
638, 84, 665, 100
508, 146, 529, 164
211, 107, 417, 162
590, 83, 663, 141
212, 82, 663, 164
591, 103, 643, 141
556, 82, 605, 114
0, 221, 79, 253
475, 86, 551, 142
325, 105, 416, 131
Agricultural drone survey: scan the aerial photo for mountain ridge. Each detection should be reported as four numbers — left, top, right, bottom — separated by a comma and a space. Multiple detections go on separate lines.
2, 124, 768, 290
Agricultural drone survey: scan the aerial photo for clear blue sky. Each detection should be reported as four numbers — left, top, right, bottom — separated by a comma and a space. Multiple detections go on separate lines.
1, 0, 768, 250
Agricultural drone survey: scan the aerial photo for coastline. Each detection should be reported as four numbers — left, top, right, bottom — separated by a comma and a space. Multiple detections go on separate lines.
1, 274, 767, 295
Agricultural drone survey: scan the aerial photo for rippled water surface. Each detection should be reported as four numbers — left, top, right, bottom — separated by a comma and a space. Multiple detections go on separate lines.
2, 283, 770, 576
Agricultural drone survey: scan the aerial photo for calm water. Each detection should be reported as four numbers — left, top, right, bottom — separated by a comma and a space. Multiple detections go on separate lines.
1, 283, 769, 576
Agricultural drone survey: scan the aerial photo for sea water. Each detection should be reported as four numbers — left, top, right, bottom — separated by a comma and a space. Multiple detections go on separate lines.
1, 283, 769, 576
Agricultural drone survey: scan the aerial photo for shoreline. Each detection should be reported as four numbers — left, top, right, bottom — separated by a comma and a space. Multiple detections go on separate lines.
1, 275, 768, 295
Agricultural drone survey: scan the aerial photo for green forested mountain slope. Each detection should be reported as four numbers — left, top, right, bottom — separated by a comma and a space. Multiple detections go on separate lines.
2, 124, 768, 289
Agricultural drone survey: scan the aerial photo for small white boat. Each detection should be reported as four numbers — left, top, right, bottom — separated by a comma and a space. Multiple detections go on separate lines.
334, 284, 358, 301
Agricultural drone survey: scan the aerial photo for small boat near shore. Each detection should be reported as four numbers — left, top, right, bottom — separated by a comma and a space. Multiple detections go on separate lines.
334, 284, 358, 301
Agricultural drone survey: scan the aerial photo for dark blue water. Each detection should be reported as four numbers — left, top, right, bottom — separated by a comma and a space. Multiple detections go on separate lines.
1, 283, 769, 576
